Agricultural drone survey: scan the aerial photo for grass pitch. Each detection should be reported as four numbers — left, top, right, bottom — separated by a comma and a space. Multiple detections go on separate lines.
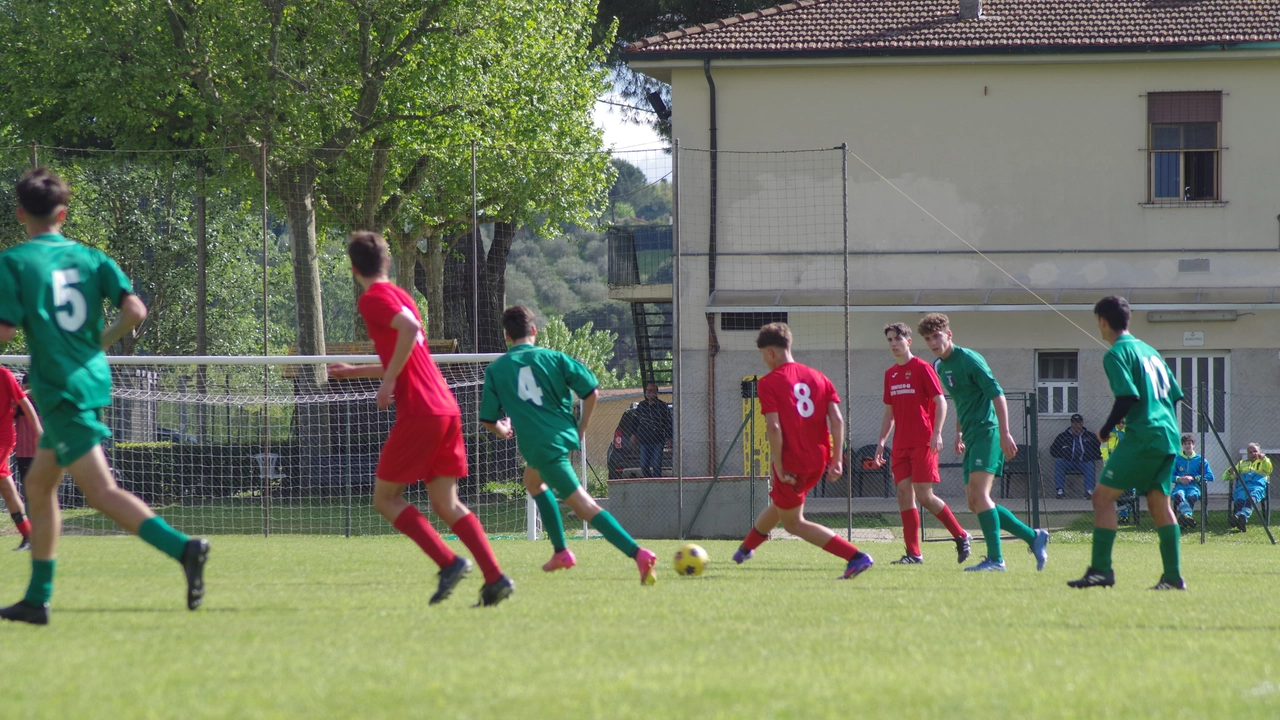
1, 531, 1277, 719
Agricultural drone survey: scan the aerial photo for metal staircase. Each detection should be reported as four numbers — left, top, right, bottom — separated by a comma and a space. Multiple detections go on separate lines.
632, 301, 672, 386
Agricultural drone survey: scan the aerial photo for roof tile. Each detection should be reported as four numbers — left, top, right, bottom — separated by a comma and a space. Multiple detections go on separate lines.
624, 0, 1280, 55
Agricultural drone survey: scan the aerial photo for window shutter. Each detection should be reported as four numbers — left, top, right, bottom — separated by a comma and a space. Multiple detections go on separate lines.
1148, 92, 1222, 123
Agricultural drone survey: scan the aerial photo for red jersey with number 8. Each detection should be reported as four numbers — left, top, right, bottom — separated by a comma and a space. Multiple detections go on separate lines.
757, 361, 840, 475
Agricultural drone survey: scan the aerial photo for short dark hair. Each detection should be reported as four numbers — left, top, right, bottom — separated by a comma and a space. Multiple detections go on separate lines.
1093, 295, 1131, 331
502, 305, 536, 340
1181, 433, 1195, 443
917, 313, 950, 337
756, 322, 792, 350
884, 322, 911, 339
16, 167, 71, 221
645, 381, 659, 391
347, 231, 388, 278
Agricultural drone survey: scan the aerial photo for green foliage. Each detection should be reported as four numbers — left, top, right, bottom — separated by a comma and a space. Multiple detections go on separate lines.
536, 316, 638, 389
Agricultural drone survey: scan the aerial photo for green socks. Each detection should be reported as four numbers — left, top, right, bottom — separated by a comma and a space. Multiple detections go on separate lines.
1157, 523, 1182, 581
996, 505, 1035, 545
977, 509, 1002, 563
532, 490, 567, 553
24, 559, 55, 606
139, 516, 189, 561
589, 510, 640, 559
1091, 527, 1117, 573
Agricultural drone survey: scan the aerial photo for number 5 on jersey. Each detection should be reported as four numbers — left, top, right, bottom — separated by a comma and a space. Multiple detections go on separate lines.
52, 268, 87, 332
517, 366, 544, 406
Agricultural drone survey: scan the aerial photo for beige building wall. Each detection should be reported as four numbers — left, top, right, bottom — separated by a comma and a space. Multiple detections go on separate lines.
632, 51, 1280, 476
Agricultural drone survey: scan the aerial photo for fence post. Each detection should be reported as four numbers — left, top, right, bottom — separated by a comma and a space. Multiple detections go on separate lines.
1027, 393, 1041, 529
1199, 382, 1208, 544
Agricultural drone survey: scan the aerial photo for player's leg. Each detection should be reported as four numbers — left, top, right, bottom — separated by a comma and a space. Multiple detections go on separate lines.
774, 502, 873, 579
0, 468, 31, 548
374, 478, 474, 604
0, 448, 61, 624
522, 466, 572, 570
68, 445, 210, 609
552, 461, 657, 585
424, 475, 511, 601
914, 482, 971, 562
964, 470, 1006, 570
735, 503, 778, 563
891, 448, 922, 562
1146, 487, 1184, 589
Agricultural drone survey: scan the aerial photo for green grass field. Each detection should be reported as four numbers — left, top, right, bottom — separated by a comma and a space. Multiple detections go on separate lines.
1, 531, 1278, 719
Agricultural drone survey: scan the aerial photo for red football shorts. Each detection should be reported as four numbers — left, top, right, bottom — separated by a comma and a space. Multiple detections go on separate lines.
0, 441, 12, 478
376, 414, 468, 484
769, 468, 824, 510
891, 445, 940, 484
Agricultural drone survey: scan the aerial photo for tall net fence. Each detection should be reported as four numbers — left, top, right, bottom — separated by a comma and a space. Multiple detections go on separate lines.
1, 356, 529, 538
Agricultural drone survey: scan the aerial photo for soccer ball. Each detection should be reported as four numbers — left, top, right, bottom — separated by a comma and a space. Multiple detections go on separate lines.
673, 543, 709, 576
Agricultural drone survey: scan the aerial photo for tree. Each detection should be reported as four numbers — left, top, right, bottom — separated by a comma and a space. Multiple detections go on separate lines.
536, 316, 638, 390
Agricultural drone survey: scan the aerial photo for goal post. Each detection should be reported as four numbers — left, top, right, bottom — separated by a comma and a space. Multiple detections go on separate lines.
0, 354, 543, 539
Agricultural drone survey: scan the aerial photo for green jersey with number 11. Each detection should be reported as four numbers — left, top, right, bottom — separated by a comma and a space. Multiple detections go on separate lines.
479, 342, 599, 467
0, 234, 133, 412
1103, 334, 1183, 455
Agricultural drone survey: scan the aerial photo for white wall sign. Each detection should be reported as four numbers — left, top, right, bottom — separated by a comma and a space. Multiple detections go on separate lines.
1183, 331, 1205, 347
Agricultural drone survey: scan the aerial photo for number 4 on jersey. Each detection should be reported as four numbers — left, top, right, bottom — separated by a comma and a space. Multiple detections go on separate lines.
517, 366, 544, 406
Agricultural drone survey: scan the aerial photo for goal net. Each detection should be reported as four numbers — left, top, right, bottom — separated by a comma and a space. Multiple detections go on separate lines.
1, 354, 536, 538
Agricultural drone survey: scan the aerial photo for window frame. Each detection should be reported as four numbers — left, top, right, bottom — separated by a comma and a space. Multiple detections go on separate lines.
1162, 351, 1230, 435
1035, 350, 1079, 417
1145, 91, 1224, 205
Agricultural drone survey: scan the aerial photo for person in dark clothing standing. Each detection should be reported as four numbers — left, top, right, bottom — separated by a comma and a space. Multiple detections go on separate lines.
1050, 413, 1102, 499
630, 382, 672, 478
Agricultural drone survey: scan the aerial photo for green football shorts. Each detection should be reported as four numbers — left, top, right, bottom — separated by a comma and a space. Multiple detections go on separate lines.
962, 429, 1005, 483
1100, 440, 1175, 496
531, 456, 582, 501
38, 402, 111, 467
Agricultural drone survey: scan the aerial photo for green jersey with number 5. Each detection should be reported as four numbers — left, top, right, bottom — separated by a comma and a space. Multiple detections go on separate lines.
0, 234, 133, 412
1103, 334, 1183, 455
479, 342, 599, 467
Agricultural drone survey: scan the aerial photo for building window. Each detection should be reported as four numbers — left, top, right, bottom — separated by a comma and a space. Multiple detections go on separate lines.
1036, 351, 1078, 416
1164, 353, 1228, 434
1147, 91, 1222, 203
720, 312, 787, 331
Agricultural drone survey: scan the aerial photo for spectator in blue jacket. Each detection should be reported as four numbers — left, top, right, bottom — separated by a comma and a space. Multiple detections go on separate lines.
1170, 433, 1212, 530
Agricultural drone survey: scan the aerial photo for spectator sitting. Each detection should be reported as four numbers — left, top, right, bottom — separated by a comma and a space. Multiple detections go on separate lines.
1049, 413, 1102, 499
1227, 443, 1273, 532
630, 382, 672, 478
1170, 433, 1213, 530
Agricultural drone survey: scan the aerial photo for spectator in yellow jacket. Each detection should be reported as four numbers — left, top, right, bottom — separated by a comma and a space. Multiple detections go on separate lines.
1227, 443, 1273, 532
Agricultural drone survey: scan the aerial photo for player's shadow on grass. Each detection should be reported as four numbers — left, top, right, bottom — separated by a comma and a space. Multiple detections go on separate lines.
56, 607, 248, 614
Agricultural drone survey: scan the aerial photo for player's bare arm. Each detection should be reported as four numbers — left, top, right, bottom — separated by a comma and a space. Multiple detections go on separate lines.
578, 389, 598, 438
481, 418, 514, 439
0, 322, 14, 344
374, 309, 420, 410
764, 411, 794, 484
18, 396, 42, 438
931, 394, 947, 455
993, 395, 1017, 459
327, 363, 385, 380
101, 293, 147, 351
826, 401, 845, 482
874, 404, 893, 466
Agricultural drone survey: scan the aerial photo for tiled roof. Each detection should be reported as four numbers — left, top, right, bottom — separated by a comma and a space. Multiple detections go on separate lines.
624, 0, 1280, 56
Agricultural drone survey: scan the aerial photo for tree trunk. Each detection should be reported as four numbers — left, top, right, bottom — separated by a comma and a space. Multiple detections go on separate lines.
277, 180, 327, 384
416, 229, 450, 341
443, 228, 475, 352
478, 221, 516, 353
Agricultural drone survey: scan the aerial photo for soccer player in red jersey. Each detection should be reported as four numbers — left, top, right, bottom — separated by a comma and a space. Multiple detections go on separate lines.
328, 231, 513, 607
0, 367, 41, 550
732, 323, 874, 578
873, 323, 972, 565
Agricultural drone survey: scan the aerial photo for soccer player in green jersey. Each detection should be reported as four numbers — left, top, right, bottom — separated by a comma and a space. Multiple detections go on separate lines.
479, 306, 658, 585
918, 313, 1049, 572
1068, 296, 1186, 590
0, 168, 209, 625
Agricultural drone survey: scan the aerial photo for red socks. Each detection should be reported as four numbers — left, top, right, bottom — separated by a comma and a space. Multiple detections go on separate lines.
392, 505, 457, 569
901, 509, 921, 557
451, 513, 502, 584
821, 535, 859, 562
15, 518, 31, 539
742, 527, 770, 552
933, 505, 968, 539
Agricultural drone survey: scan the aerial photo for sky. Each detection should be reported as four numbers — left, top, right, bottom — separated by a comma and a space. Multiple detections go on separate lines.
593, 95, 672, 183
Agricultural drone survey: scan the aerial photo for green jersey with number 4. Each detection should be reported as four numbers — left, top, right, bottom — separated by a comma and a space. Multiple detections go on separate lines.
1103, 334, 1183, 455
479, 342, 599, 468
0, 234, 133, 412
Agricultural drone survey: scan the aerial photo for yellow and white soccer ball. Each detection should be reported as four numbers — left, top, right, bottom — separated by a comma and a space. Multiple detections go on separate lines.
673, 543, 709, 576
